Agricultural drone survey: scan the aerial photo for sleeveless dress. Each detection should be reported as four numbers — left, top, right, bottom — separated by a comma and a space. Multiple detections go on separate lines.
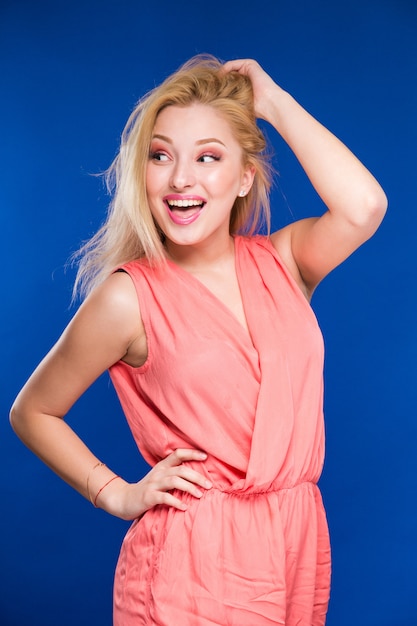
109, 235, 331, 626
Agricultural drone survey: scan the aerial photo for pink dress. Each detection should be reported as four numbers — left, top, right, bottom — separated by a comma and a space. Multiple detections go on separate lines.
109, 235, 331, 625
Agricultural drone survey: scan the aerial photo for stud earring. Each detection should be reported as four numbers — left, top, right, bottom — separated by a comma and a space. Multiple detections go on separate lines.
239, 190, 246, 197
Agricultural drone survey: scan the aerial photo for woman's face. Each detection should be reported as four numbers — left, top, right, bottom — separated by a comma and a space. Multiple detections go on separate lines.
146, 103, 254, 251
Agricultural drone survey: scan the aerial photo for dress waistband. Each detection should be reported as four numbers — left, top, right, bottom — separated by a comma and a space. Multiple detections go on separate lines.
207, 479, 318, 498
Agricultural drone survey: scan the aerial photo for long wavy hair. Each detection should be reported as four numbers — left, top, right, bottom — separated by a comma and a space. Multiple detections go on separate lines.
72, 54, 273, 300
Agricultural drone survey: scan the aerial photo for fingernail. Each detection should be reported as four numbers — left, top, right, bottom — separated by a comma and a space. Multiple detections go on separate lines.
197, 452, 207, 459
205, 480, 213, 489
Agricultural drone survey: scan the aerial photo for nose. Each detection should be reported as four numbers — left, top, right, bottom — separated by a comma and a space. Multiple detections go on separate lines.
169, 159, 195, 190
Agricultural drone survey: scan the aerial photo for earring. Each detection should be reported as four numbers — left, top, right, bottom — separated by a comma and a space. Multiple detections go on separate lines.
239, 190, 246, 197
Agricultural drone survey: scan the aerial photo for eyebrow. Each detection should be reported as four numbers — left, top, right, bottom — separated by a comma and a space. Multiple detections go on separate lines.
151, 134, 226, 147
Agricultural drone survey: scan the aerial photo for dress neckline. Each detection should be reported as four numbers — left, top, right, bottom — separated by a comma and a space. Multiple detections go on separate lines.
165, 237, 256, 350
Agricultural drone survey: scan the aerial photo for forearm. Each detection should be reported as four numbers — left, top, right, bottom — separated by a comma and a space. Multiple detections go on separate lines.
10, 405, 127, 515
10, 404, 213, 521
264, 86, 387, 224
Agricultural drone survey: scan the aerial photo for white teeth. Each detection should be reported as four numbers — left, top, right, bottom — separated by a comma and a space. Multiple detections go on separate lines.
166, 199, 204, 208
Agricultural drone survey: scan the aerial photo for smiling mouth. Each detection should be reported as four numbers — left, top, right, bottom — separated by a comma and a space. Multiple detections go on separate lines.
164, 198, 206, 225
166, 199, 205, 210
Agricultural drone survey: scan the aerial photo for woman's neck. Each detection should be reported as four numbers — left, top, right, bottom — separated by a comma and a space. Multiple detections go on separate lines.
165, 234, 235, 273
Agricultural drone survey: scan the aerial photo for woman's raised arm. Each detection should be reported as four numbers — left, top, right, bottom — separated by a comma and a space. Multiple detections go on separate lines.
224, 59, 387, 294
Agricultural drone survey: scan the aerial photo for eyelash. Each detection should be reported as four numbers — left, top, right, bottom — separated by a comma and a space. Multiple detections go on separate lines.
149, 151, 169, 162
197, 154, 221, 163
149, 151, 221, 163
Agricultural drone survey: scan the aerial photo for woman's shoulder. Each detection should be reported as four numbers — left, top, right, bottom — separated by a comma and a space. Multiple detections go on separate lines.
115, 256, 151, 276
115, 256, 170, 285
74, 272, 142, 342
240, 229, 308, 298
83, 271, 146, 367
237, 232, 287, 260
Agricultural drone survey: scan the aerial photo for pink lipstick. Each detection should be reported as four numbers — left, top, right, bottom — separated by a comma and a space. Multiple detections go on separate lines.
163, 195, 206, 226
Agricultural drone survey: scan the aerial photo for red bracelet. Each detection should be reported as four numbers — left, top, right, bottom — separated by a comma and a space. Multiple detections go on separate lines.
93, 475, 121, 508
86, 461, 105, 505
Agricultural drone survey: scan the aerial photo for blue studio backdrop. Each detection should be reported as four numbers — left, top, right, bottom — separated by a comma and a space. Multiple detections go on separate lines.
1, 1, 416, 625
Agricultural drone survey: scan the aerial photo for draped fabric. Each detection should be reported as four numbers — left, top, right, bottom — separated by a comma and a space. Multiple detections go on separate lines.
109, 235, 331, 625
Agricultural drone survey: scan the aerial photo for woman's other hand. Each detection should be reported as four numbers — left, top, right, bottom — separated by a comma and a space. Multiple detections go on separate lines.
99, 448, 213, 520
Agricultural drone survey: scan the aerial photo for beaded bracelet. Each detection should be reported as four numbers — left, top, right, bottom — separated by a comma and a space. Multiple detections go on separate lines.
93, 475, 121, 508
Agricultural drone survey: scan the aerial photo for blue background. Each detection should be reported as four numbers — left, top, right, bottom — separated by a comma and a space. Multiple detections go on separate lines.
1, 1, 416, 624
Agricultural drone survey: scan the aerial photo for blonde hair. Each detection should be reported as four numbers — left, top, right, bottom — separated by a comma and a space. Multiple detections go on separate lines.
73, 54, 273, 299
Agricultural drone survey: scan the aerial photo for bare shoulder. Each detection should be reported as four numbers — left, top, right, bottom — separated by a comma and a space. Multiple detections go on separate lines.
12, 271, 146, 421
72, 270, 146, 367
80, 271, 141, 330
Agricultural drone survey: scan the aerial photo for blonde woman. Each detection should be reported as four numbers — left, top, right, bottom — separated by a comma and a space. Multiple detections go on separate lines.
10, 55, 387, 625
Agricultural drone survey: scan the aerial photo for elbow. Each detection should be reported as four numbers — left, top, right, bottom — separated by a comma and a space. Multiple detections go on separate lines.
367, 188, 388, 234
9, 401, 23, 437
369, 187, 388, 222
350, 187, 388, 236
9, 398, 32, 441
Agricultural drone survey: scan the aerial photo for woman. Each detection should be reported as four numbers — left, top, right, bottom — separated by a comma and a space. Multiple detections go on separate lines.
10, 55, 387, 625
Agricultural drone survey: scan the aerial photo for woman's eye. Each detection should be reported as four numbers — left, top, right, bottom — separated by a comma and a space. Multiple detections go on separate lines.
198, 154, 220, 163
150, 151, 170, 162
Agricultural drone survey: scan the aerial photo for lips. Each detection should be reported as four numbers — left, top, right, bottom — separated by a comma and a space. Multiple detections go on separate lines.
163, 195, 206, 225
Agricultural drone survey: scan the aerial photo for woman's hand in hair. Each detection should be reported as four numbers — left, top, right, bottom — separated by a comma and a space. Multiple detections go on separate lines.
222, 58, 284, 123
